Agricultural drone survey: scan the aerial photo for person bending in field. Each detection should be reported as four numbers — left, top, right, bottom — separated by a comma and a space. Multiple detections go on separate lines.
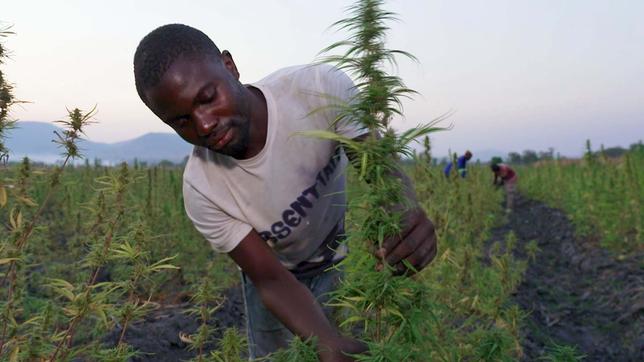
443, 150, 473, 178
133, 24, 438, 362
491, 163, 518, 211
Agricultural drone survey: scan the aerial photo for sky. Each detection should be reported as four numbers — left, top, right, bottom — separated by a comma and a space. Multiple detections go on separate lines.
3, 0, 643, 159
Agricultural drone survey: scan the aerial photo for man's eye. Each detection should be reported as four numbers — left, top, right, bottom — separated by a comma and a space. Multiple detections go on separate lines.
199, 88, 216, 104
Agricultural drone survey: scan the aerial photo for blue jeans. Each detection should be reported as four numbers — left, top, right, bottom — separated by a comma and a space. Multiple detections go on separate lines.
241, 266, 343, 360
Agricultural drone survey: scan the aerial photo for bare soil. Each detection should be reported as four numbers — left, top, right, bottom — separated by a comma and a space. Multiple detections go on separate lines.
487, 194, 643, 361
103, 287, 245, 362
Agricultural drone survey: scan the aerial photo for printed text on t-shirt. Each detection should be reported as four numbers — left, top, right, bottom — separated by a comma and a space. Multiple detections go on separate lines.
258, 149, 342, 243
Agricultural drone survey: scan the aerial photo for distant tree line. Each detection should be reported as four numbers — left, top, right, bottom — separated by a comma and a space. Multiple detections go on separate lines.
419, 139, 644, 167
506, 149, 553, 165
503, 140, 643, 165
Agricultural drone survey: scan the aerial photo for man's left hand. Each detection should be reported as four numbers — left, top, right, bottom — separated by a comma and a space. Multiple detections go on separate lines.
374, 207, 438, 275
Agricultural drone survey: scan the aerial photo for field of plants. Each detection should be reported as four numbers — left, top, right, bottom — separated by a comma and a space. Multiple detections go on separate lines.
518, 142, 643, 254
2, 143, 642, 361
0, 139, 525, 361
0, 112, 641, 362
2, 0, 643, 360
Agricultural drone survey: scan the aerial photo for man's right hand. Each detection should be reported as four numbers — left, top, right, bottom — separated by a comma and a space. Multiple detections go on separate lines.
319, 336, 367, 362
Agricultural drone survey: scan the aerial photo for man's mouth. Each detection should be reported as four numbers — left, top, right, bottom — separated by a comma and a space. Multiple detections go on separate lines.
208, 127, 234, 151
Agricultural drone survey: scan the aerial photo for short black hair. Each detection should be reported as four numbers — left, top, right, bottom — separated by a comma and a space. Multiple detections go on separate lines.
491, 163, 500, 172
133, 24, 221, 104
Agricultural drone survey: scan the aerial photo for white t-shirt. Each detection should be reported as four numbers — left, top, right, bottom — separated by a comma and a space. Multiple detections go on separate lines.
182, 64, 366, 270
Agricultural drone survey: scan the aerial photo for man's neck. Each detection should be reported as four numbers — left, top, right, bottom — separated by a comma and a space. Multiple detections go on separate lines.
243, 85, 268, 159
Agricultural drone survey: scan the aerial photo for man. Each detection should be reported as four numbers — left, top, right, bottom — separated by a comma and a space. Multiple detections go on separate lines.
491, 163, 518, 211
133, 24, 437, 361
443, 151, 473, 178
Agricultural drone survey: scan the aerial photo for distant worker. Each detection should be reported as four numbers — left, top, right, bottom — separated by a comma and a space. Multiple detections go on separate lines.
491, 163, 518, 211
443, 150, 473, 178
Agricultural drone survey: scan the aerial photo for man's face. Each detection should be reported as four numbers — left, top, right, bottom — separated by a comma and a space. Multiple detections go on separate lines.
144, 54, 251, 159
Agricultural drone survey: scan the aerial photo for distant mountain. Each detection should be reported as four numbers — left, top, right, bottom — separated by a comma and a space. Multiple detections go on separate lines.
5, 121, 192, 164
1, 122, 521, 165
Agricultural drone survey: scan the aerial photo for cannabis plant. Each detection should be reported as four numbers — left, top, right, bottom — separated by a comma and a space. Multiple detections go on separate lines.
0, 25, 17, 163
300, 0, 449, 359
207, 327, 248, 362
422, 135, 432, 163
181, 269, 225, 362
0, 107, 94, 358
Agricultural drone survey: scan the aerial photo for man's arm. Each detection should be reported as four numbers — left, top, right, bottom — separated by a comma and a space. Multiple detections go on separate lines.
347, 133, 438, 275
228, 230, 365, 361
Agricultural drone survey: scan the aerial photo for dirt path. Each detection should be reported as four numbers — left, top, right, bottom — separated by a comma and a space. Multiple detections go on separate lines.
487, 194, 643, 361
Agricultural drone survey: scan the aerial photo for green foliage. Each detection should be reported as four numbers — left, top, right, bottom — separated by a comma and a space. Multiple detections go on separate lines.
183, 271, 225, 362
0, 25, 17, 163
525, 240, 540, 262
308, 2, 454, 360
317, 163, 524, 361
475, 326, 515, 362
411, 164, 525, 360
86, 344, 140, 362
0, 109, 187, 360
0, 107, 98, 359
519, 143, 643, 254
422, 135, 431, 162
270, 337, 318, 362
292, 1, 525, 360
539, 342, 586, 361
208, 328, 248, 362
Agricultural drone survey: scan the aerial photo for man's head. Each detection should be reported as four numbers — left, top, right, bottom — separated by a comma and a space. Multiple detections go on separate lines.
491, 163, 500, 172
464, 150, 473, 160
134, 24, 222, 104
134, 24, 252, 159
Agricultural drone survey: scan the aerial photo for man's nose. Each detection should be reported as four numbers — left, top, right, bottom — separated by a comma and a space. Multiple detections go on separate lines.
193, 110, 217, 137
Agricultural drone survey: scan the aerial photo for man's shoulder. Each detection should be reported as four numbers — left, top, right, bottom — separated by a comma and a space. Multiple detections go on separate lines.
255, 63, 348, 90
182, 146, 219, 188
182, 146, 201, 185
263, 63, 338, 78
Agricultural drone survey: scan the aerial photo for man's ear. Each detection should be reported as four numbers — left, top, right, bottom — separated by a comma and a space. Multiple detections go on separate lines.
221, 50, 240, 79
